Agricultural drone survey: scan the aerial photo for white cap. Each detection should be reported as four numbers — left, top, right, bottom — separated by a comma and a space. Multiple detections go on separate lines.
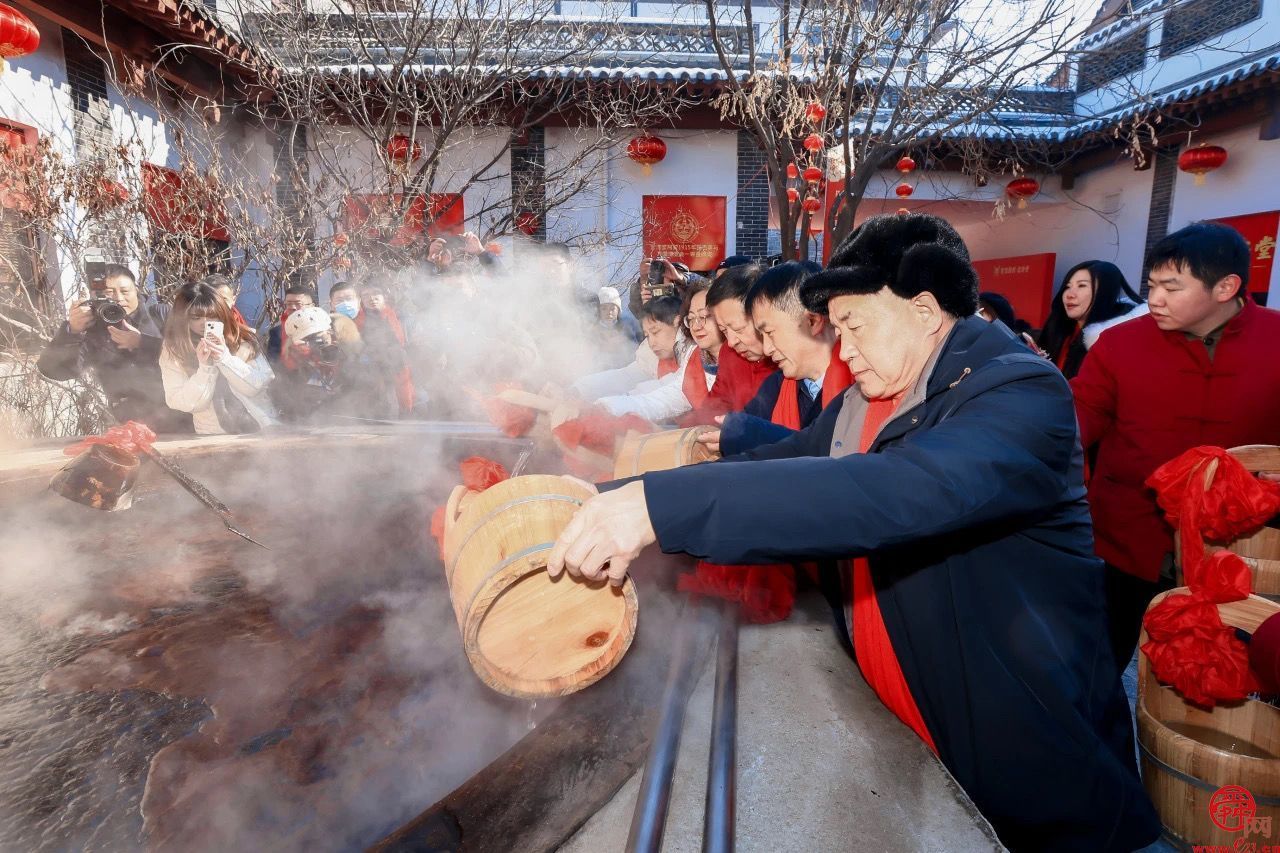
285, 306, 332, 344
598, 286, 622, 308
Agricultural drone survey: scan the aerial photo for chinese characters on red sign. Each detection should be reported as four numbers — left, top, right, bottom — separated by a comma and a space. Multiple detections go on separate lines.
971, 252, 1057, 326
642, 195, 727, 271
1212, 211, 1278, 299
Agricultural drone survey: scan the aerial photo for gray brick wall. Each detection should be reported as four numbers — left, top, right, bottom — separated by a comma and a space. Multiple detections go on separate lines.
1140, 146, 1179, 294
511, 126, 546, 242
735, 130, 768, 260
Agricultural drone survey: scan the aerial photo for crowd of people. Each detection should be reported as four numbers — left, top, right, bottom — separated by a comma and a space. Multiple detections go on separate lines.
543, 217, 1280, 852
37, 214, 1280, 850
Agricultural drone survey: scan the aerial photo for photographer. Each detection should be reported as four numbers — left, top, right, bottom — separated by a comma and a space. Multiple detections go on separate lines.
37, 264, 191, 433
639, 257, 706, 303
273, 306, 391, 422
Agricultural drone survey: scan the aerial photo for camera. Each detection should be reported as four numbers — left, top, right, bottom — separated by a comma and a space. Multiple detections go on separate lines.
647, 258, 667, 286
87, 297, 127, 327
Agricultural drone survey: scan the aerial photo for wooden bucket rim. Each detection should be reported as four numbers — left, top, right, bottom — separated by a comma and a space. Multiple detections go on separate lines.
445, 492, 586, 585
461, 544, 638, 699
614, 425, 717, 479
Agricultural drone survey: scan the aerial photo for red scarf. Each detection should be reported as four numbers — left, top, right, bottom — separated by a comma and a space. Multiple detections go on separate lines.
851, 397, 937, 752
769, 343, 854, 430
680, 347, 778, 425
681, 351, 712, 408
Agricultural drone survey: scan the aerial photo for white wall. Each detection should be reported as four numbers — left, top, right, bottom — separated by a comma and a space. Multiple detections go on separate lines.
545, 127, 738, 298
1166, 120, 1280, 302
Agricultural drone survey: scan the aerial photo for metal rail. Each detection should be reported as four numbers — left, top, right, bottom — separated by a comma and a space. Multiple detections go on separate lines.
626, 601, 704, 853
703, 604, 739, 853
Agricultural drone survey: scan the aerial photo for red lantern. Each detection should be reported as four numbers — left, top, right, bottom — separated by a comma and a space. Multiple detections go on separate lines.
801, 196, 822, 214
805, 103, 827, 123
386, 134, 422, 165
786, 163, 799, 181
802, 166, 824, 184
802, 133, 824, 153
1178, 144, 1228, 185
514, 210, 540, 236
332, 232, 350, 249
786, 187, 800, 204
896, 156, 916, 174
895, 182, 913, 198
1005, 176, 1040, 209
626, 135, 667, 175
0, 4, 39, 65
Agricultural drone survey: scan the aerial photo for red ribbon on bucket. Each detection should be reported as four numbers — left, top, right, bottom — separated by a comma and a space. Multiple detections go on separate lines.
1141, 447, 1280, 706
63, 421, 156, 457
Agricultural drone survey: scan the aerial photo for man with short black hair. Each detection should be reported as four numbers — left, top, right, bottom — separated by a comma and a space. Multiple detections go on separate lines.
714, 260, 851, 454
1072, 221, 1280, 670
38, 265, 190, 432
267, 284, 316, 364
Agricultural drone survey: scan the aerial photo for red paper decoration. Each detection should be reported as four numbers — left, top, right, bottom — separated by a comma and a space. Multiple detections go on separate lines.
386, 134, 422, 165
805, 103, 827, 123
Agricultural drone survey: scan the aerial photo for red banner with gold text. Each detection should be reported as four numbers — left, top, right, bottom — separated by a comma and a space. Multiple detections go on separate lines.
972, 252, 1057, 327
1212, 211, 1277, 300
642, 195, 726, 271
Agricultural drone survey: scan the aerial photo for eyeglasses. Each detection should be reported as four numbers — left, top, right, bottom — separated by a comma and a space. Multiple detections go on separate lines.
685, 313, 711, 328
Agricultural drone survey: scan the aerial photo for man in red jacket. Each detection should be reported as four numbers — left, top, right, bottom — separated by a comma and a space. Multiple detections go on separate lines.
1072, 221, 1280, 670
681, 263, 778, 426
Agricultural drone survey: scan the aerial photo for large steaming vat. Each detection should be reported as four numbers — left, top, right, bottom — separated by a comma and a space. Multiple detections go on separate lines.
0, 428, 1000, 851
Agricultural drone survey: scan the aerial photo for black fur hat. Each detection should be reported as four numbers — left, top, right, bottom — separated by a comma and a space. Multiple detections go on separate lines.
801, 213, 980, 317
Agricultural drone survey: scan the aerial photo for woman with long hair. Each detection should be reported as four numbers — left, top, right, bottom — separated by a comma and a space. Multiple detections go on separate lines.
593, 295, 702, 421
1038, 260, 1145, 378
159, 280, 278, 435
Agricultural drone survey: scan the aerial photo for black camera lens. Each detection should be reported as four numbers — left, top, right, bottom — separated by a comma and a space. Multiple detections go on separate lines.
94, 300, 127, 326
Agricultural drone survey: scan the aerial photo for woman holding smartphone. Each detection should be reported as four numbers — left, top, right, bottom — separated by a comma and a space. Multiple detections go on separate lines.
159, 280, 279, 435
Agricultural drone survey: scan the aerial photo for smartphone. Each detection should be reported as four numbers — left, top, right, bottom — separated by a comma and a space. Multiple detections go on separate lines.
204, 320, 224, 340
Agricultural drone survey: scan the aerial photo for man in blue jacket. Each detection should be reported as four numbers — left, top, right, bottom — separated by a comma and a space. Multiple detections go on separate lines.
549, 214, 1160, 852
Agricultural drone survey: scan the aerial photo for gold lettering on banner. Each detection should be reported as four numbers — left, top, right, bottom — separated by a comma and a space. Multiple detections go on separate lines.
1257, 236, 1275, 261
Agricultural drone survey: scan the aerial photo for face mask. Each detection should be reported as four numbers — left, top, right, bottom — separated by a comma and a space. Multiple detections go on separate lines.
333, 301, 359, 320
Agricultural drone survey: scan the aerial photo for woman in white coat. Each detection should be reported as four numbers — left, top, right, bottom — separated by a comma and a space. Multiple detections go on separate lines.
159, 280, 279, 435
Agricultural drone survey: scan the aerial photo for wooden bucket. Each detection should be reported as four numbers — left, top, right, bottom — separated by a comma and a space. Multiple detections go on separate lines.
1137, 590, 1280, 847
612, 427, 719, 479
1175, 445, 1280, 601
441, 474, 638, 699
48, 445, 140, 511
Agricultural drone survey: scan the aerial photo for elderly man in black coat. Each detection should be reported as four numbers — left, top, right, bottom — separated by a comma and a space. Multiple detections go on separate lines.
549, 214, 1160, 852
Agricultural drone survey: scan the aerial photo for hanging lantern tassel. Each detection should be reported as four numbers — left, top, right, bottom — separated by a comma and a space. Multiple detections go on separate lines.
1005, 177, 1040, 210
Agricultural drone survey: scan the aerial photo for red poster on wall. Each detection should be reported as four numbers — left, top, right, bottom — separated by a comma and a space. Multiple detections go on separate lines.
141, 163, 230, 242
343, 193, 464, 244
642, 195, 726, 271
972, 252, 1057, 327
1211, 211, 1278, 298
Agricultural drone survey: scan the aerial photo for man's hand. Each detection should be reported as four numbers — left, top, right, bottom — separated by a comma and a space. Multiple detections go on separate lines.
660, 259, 686, 286
461, 231, 485, 255
67, 299, 94, 334
548, 481, 656, 587
695, 415, 725, 454
107, 319, 142, 351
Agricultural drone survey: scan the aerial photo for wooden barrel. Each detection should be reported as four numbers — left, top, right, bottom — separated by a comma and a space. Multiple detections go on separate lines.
612, 427, 719, 479
441, 474, 638, 699
1138, 591, 1280, 846
1176, 445, 1280, 601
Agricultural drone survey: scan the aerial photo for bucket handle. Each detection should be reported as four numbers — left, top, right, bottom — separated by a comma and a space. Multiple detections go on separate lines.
445, 484, 471, 534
